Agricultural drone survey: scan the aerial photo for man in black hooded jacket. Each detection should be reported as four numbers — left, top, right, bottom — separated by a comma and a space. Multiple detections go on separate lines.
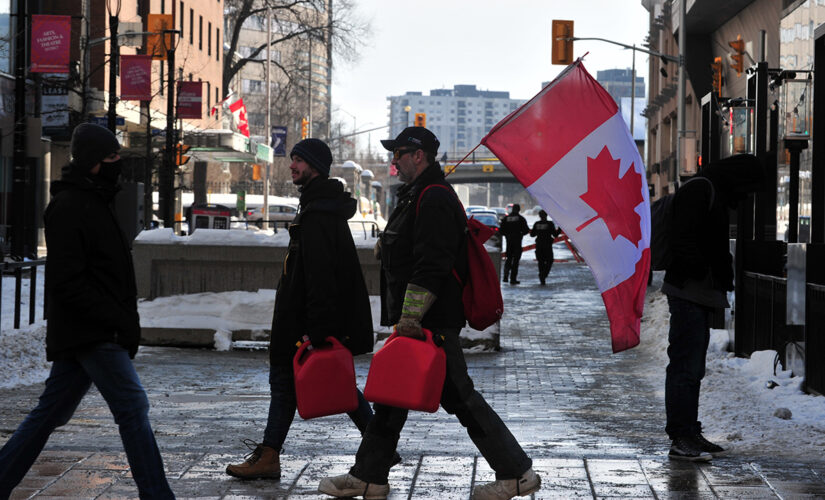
662, 154, 765, 462
0, 123, 174, 498
226, 138, 376, 480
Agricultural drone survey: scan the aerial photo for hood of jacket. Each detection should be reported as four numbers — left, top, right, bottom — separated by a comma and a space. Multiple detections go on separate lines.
51, 164, 120, 203
697, 154, 765, 206
298, 176, 357, 219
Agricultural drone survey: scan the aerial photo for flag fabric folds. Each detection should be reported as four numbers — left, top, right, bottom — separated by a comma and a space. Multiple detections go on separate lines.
212, 90, 250, 138
481, 60, 650, 353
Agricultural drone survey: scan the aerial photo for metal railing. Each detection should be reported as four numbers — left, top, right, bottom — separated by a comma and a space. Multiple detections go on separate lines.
348, 220, 380, 240
1, 258, 47, 330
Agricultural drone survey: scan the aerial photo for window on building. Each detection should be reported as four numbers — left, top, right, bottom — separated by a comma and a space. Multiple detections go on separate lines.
179, 2, 184, 33
206, 82, 210, 106
189, 9, 194, 44
160, 0, 164, 13
159, 63, 164, 95
216, 87, 219, 105
199, 16, 203, 50
208, 22, 212, 55
216, 28, 220, 60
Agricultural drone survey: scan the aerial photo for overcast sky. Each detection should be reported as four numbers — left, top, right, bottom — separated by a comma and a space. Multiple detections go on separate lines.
331, 0, 652, 157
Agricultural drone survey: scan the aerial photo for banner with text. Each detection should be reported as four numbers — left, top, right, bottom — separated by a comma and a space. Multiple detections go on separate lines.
177, 81, 203, 119
120, 55, 153, 100
31, 15, 71, 73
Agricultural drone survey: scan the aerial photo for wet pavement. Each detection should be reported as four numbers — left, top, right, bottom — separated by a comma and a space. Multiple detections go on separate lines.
2, 260, 825, 499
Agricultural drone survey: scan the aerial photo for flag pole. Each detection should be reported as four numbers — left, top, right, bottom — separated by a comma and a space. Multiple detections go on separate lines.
444, 143, 482, 177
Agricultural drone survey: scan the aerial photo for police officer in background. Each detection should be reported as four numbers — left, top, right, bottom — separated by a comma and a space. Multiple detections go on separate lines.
530, 210, 561, 285
499, 203, 530, 285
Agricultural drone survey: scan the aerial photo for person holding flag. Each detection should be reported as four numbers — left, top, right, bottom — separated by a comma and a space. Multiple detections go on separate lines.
319, 127, 540, 500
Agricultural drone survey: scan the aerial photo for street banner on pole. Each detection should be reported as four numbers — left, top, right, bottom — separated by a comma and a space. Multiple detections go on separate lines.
30, 15, 71, 73
271, 126, 287, 156
120, 55, 152, 100
177, 81, 203, 119
147, 14, 174, 60
481, 60, 650, 353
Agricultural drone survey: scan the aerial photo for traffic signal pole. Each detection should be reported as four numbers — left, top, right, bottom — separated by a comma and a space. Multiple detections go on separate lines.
160, 29, 178, 229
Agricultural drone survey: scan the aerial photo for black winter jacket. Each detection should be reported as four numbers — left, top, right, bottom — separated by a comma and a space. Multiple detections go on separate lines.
379, 163, 467, 329
44, 167, 140, 360
664, 154, 765, 292
270, 176, 374, 362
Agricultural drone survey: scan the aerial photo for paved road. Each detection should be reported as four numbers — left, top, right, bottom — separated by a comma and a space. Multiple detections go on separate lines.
1, 260, 824, 499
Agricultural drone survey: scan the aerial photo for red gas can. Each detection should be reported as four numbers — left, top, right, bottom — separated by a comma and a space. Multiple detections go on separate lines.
293, 336, 359, 419
364, 329, 446, 413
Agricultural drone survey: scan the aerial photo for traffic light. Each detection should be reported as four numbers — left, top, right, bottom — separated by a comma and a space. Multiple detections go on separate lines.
252, 164, 261, 181
729, 35, 745, 77
175, 142, 191, 167
551, 20, 574, 65
301, 117, 309, 139
711, 56, 723, 97
414, 113, 426, 127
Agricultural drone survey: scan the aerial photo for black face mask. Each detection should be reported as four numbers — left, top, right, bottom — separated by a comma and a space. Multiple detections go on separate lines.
97, 159, 123, 184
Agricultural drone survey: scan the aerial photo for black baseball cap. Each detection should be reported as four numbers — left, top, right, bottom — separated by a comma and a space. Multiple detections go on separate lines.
381, 126, 440, 155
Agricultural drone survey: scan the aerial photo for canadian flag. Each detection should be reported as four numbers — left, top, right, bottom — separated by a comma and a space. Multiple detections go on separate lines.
481, 60, 650, 353
228, 97, 251, 137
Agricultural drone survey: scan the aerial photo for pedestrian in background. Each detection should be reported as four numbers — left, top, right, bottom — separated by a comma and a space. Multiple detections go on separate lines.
500, 203, 530, 285
530, 210, 561, 286
225, 139, 377, 480
662, 154, 764, 462
0, 123, 175, 498
319, 127, 540, 500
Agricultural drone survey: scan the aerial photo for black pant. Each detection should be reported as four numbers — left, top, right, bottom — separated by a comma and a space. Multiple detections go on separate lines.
350, 327, 531, 484
665, 295, 711, 439
536, 245, 554, 283
503, 241, 523, 282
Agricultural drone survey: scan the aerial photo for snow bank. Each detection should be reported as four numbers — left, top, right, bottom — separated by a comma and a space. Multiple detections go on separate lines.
0, 322, 49, 389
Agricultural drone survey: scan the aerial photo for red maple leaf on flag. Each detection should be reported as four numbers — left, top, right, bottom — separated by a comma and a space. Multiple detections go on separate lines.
577, 146, 644, 245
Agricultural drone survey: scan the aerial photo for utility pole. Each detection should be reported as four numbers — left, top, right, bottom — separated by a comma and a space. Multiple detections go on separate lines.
107, 0, 121, 132
263, 6, 271, 230
11, 0, 28, 258
159, 29, 178, 228
676, 0, 686, 179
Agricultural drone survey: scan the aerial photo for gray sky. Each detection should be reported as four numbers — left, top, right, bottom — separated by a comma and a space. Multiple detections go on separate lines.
331, 0, 652, 157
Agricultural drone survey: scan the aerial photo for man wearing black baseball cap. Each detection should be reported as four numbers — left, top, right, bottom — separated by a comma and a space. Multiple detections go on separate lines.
320, 127, 540, 500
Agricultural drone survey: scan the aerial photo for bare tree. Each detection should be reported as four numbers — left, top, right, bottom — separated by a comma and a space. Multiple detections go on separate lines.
222, 0, 370, 101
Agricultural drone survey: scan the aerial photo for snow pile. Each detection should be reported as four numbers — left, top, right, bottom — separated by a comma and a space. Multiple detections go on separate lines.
139, 289, 276, 332
135, 228, 290, 246
0, 322, 49, 389
641, 289, 825, 460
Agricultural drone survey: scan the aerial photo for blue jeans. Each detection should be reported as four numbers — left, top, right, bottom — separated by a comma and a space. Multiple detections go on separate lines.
263, 358, 373, 450
665, 296, 711, 439
349, 327, 531, 484
0, 343, 173, 499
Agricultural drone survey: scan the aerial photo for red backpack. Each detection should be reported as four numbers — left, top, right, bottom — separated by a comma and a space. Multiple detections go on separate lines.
416, 185, 504, 331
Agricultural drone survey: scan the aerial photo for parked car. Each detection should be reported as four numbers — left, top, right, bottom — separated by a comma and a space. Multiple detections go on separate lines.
468, 211, 501, 246
490, 207, 507, 219
246, 204, 298, 228
465, 205, 487, 216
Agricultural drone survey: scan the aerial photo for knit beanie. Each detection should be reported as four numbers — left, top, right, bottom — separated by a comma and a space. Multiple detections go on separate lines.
290, 138, 332, 177
71, 123, 120, 173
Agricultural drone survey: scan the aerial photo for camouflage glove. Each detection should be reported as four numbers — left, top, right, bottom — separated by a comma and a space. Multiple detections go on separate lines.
396, 284, 437, 339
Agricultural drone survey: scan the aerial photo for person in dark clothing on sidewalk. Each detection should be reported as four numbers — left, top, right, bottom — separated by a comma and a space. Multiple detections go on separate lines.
319, 127, 539, 500
530, 210, 561, 285
500, 204, 530, 284
225, 139, 377, 480
662, 154, 765, 462
0, 123, 175, 499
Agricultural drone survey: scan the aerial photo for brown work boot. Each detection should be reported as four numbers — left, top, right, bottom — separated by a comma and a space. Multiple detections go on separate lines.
225, 439, 281, 480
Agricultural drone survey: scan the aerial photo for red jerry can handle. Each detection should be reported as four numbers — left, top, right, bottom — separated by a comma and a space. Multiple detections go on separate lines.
293, 336, 344, 370
385, 327, 438, 347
